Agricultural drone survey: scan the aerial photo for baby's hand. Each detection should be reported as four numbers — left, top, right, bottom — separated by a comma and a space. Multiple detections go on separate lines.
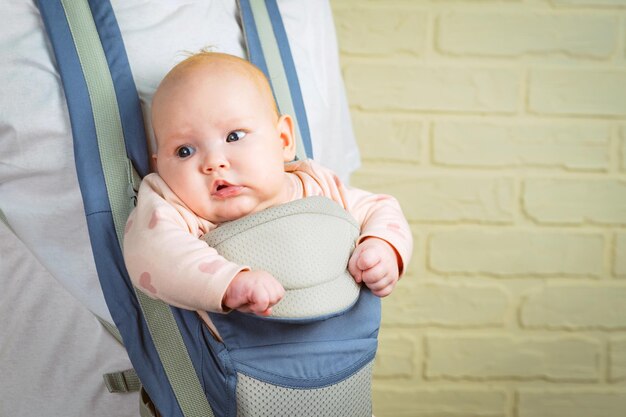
348, 238, 400, 297
223, 270, 285, 316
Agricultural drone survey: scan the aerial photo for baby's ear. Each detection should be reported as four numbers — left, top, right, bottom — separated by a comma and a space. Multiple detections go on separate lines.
277, 114, 296, 162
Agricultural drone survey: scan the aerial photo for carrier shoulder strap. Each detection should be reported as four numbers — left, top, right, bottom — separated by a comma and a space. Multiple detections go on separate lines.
239, 0, 313, 160
36, 1, 213, 416
35, 0, 313, 416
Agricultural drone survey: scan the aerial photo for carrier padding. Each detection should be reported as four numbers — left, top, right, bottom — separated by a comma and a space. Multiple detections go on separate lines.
203, 196, 361, 320
236, 361, 373, 417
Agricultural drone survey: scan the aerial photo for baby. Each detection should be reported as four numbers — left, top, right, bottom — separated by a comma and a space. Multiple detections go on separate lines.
123, 52, 412, 325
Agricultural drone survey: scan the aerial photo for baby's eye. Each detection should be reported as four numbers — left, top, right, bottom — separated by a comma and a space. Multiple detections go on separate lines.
226, 130, 246, 143
175, 145, 195, 159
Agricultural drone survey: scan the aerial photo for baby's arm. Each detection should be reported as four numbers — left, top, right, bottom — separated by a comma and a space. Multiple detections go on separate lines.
123, 176, 244, 312
342, 189, 412, 297
124, 207, 240, 312
124, 175, 285, 315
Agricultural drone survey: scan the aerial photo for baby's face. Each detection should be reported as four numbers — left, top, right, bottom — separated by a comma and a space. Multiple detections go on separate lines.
152, 57, 295, 223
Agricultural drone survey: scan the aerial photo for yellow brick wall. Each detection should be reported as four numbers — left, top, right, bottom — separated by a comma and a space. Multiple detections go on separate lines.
330, 1, 626, 416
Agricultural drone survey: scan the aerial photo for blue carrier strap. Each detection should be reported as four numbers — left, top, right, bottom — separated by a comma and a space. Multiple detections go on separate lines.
239, 0, 313, 160
36, 1, 214, 416
36, 0, 317, 416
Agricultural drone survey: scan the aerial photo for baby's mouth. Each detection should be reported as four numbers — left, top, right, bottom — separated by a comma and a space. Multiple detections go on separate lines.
211, 179, 231, 194
211, 179, 242, 198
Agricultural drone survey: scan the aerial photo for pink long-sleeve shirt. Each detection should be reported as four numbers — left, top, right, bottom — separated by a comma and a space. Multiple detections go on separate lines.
123, 160, 412, 317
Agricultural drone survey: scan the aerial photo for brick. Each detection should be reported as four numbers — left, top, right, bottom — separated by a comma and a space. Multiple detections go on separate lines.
429, 230, 604, 276
529, 69, 626, 116
352, 113, 421, 163
438, 12, 617, 58
610, 337, 626, 381
373, 386, 507, 417
382, 283, 509, 327
518, 390, 626, 417
524, 179, 626, 224
333, 6, 427, 55
432, 121, 609, 170
619, 125, 626, 172
551, 0, 626, 6
521, 284, 626, 329
351, 171, 515, 223
344, 64, 520, 113
374, 331, 417, 379
616, 233, 626, 277
426, 335, 600, 381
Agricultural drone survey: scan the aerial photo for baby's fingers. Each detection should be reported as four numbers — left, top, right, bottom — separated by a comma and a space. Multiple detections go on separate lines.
361, 264, 397, 297
370, 283, 395, 298
356, 247, 381, 271
248, 291, 271, 315
364, 276, 395, 297
249, 282, 284, 316
348, 251, 363, 283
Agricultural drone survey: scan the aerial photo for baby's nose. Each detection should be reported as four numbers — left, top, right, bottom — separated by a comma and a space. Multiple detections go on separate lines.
203, 154, 229, 172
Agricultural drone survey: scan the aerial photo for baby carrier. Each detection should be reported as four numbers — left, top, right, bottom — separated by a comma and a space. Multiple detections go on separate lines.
35, 1, 380, 416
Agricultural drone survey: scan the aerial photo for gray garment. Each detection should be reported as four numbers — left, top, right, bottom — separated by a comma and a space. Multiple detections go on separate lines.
0, 226, 137, 416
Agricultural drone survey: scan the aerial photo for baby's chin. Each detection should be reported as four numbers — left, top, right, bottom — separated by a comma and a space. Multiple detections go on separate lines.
199, 195, 284, 224
201, 206, 258, 225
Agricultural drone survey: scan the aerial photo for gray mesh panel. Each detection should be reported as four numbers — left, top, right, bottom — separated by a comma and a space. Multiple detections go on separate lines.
236, 361, 373, 417
270, 271, 360, 318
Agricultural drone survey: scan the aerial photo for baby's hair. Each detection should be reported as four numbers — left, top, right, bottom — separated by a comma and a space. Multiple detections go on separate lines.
164, 49, 280, 118
179, 45, 218, 58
